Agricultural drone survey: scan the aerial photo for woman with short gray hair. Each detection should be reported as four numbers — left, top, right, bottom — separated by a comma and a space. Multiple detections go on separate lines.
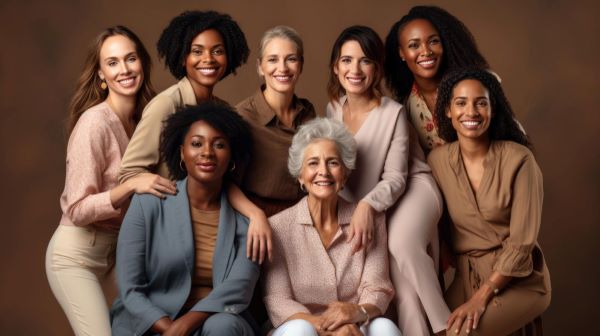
263, 118, 401, 336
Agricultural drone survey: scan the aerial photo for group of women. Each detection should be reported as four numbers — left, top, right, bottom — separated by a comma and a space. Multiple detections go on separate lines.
45, 5, 551, 336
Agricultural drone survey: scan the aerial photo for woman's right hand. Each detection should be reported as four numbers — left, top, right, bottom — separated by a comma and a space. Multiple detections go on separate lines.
327, 324, 362, 336
127, 173, 177, 199
150, 316, 173, 333
347, 201, 376, 253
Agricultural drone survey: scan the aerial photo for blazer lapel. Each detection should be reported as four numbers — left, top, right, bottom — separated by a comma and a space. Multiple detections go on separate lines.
212, 191, 235, 285
170, 178, 194, 278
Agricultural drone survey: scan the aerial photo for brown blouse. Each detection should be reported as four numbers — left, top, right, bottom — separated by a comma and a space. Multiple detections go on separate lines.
235, 88, 317, 216
428, 141, 550, 294
183, 207, 220, 309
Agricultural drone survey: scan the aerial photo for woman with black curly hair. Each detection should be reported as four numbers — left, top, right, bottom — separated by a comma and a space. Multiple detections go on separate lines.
384, 5, 490, 154
428, 68, 550, 336
111, 102, 260, 336
118, 10, 273, 264
119, 10, 249, 182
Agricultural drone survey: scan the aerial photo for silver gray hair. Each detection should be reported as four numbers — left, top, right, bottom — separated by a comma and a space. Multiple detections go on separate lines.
288, 118, 356, 178
257, 25, 304, 61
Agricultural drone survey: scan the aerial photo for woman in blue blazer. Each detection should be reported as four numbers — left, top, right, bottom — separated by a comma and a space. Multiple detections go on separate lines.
111, 102, 259, 336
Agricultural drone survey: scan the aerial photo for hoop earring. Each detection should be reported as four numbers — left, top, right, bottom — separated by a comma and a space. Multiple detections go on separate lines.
100, 80, 107, 90
229, 162, 236, 172
180, 159, 185, 171
299, 183, 306, 192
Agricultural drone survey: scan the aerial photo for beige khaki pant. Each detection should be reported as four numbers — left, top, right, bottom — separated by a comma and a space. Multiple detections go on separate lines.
45, 225, 118, 336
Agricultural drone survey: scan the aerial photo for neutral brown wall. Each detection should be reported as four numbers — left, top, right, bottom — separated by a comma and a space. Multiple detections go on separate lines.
1, 0, 598, 334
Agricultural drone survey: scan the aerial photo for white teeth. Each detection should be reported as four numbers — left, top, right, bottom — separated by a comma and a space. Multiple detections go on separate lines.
274, 75, 292, 82
199, 68, 217, 75
118, 78, 135, 86
347, 77, 363, 84
461, 121, 480, 127
315, 182, 333, 186
419, 60, 435, 65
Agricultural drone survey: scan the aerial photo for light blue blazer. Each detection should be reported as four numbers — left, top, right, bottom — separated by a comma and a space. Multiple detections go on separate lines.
110, 178, 260, 336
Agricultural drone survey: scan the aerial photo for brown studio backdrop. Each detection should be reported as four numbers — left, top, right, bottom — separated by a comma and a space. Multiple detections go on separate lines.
0, 0, 598, 334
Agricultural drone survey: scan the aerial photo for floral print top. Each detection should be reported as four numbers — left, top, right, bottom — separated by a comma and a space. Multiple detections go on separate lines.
406, 84, 445, 153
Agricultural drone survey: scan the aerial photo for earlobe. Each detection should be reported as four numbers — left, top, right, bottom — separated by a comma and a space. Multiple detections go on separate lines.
398, 48, 406, 61
256, 58, 264, 77
98, 70, 104, 80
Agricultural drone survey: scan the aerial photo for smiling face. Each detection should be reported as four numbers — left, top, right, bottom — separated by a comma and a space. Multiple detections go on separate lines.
398, 18, 444, 84
446, 79, 492, 142
334, 40, 376, 97
180, 120, 231, 186
259, 37, 302, 95
298, 139, 347, 202
185, 29, 228, 93
97, 34, 144, 98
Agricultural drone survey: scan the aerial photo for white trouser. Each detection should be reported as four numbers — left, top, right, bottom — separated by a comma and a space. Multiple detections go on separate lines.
272, 317, 402, 336
45, 225, 117, 336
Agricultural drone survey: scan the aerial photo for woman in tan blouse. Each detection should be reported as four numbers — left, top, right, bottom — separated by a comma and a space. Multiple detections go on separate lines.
428, 68, 551, 336
236, 26, 316, 218
264, 118, 401, 336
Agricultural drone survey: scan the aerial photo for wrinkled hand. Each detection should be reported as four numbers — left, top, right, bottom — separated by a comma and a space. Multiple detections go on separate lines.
447, 293, 488, 335
329, 323, 362, 336
320, 302, 362, 331
128, 173, 177, 199
246, 211, 272, 264
347, 201, 376, 253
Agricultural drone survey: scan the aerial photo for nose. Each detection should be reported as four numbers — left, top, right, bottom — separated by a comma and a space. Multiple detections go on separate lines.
120, 61, 131, 74
317, 161, 330, 176
465, 102, 479, 116
201, 144, 215, 157
278, 59, 288, 72
350, 59, 361, 74
202, 51, 215, 63
421, 43, 433, 57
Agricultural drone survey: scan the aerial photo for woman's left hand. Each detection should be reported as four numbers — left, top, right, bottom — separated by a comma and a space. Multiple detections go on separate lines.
320, 301, 362, 331
446, 292, 488, 334
163, 312, 209, 336
247, 211, 272, 264
347, 201, 376, 253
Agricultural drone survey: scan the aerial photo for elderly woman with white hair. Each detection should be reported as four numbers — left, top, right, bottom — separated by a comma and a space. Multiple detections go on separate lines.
263, 118, 401, 336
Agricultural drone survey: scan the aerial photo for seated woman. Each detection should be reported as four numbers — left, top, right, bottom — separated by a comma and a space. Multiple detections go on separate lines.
263, 118, 401, 336
428, 68, 551, 336
111, 102, 260, 336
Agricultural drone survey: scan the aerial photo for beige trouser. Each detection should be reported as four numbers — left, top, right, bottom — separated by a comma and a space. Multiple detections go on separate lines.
45, 225, 118, 336
387, 174, 451, 335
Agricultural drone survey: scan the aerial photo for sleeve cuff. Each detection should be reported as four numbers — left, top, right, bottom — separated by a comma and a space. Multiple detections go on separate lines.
493, 242, 533, 277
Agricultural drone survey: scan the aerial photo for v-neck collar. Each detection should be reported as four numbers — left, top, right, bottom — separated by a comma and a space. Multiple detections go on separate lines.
338, 95, 380, 138
449, 142, 496, 213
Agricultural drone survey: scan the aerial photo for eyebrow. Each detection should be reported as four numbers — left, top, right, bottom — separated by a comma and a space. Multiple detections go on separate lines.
407, 34, 440, 42
452, 96, 489, 100
190, 43, 224, 49
103, 51, 137, 62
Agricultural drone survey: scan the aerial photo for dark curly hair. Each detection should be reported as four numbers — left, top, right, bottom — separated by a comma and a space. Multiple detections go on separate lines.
327, 25, 385, 102
157, 10, 249, 80
384, 6, 489, 102
159, 102, 252, 180
434, 68, 531, 148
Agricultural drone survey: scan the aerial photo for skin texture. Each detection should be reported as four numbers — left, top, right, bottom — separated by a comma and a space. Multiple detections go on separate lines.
444, 79, 512, 334
185, 29, 227, 101
98, 35, 176, 208
333, 40, 379, 253
398, 18, 444, 111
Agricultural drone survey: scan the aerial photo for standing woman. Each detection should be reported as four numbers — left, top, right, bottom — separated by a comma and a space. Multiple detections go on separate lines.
118, 11, 271, 263
45, 26, 176, 336
236, 26, 316, 217
326, 26, 450, 335
119, 10, 249, 182
428, 68, 550, 336
384, 5, 490, 154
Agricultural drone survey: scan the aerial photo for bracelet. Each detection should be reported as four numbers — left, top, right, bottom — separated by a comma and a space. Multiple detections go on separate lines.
485, 280, 500, 295
358, 305, 369, 326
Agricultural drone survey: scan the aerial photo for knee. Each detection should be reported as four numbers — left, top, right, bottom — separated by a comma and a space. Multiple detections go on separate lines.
274, 319, 318, 336
367, 317, 402, 336
201, 313, 250, 336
